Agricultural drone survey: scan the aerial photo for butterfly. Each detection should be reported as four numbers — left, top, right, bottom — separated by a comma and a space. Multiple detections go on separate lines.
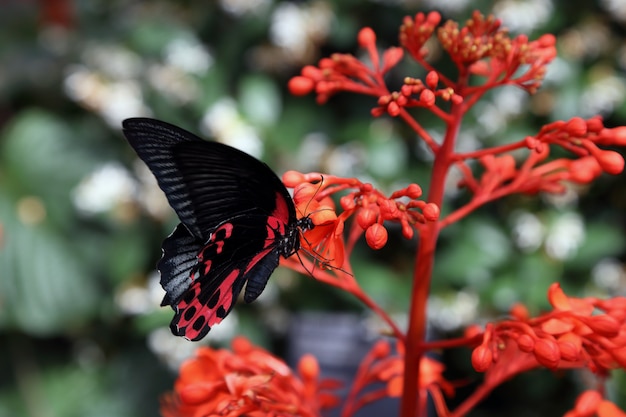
122, 118, 312, 341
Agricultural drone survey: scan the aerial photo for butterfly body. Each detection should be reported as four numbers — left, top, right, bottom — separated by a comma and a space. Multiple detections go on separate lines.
123, 118, 310, 341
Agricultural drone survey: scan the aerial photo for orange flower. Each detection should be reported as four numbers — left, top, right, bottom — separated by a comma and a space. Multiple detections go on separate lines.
470, 283, 626, 385
161, 337, 339, 417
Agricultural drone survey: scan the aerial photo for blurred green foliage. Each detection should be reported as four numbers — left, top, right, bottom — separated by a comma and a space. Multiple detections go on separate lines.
1, 1, 625, 416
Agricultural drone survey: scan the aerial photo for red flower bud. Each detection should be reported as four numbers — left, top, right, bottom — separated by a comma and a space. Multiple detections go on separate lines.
288, 76, 315, 96
422, 203, 440, 221
472, 345, 493, 372
402, 222, 414, 239
425, 71, 439, 88
298, 353, 320, 381
557, 340, 580, 362
534, 338, 561, 369
282, 170, 306, 187
387, 101, 401, 116
510, 302, 529, 320
569, 157, 602, 183
573, 390, 602, 416
598, 126, 626, 145
301, 65, 323, 80
583, 315, 620, 338
372, 340, 391, 358
586, 116, 604, 133
357, 207, 378, 229
340, 195, 356, 210
366, 223, 388, 249
517, 334, 535, 352
565, 117, 587, 137
358, 27, 376, 48
419, 89, 436, 107
405, 183, 422, 198
596, 149, 624, 175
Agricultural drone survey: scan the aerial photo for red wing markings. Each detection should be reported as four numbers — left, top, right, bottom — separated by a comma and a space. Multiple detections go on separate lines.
172, 214, 290, 341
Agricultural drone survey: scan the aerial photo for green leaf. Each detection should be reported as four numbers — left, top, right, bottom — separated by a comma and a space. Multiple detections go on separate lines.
0, 192, 99, 335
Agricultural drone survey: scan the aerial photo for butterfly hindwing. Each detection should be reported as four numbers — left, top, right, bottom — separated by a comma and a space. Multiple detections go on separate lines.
167, 215, 283, 341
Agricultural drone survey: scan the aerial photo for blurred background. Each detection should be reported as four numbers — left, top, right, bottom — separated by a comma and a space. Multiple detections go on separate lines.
1, 0, 625, 416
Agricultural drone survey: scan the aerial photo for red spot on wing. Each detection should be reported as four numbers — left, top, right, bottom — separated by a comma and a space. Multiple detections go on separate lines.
173, 268, 242, 341
272, 191, 291, 223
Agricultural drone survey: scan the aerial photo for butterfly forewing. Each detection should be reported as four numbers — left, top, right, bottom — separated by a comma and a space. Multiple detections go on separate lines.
122, 118, 302, 341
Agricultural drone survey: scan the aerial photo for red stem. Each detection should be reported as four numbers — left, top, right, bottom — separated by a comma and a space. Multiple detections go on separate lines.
400, 100, 464, 417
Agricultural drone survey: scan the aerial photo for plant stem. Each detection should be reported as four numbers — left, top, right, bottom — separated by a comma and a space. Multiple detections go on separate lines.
400, 102, 464, 417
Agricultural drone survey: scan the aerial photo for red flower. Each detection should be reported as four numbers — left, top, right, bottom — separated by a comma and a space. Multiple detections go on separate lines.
161, 337, 339, 417
470, 283, 626, 385
564, 390, 626, 417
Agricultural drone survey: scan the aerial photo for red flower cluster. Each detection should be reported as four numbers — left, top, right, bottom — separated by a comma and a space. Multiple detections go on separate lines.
440, 116, 626, 227
564, 390, 626, 417
282, 171, 439, 264
289, 11, 556, 116
336, 339, 454, 417
161, 337, 339, 417
470, 283, 626, 376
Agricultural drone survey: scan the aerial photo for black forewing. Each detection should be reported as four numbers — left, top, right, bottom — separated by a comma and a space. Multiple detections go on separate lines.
122, 118, 296, 240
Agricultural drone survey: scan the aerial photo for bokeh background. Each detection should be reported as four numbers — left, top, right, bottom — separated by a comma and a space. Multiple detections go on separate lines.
1, 0, 626, 416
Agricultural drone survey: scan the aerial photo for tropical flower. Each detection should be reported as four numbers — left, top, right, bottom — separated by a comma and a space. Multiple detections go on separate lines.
161, 337, 339, 417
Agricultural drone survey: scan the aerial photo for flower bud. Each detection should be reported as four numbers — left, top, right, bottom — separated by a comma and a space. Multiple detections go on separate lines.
557, 339, 580, 362
471, 345, 493, 372
565, 117, 587, 137
510, 303, 529, 320
583, 315, 620, 338
533, 338, 561, 369
282, 170, 306, 187
288, 76, 315, 96
422, 203, 440, 221
419, 89, 436, 107
366, 223, 388, 249
573, 390, 602, 416
358, 27, 376, 48
425, 71, 439, 88
517, 334, 535, 352
357, 207, 378, 229
298, 353, 320, 380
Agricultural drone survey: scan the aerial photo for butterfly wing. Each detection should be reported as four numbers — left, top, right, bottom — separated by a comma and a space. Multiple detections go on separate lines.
122, 118, 296, 240
163, 216, 284, 341
122, 118, 298, 340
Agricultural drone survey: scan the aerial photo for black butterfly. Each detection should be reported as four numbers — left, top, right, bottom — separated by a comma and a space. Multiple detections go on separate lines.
123, 118, 312, 341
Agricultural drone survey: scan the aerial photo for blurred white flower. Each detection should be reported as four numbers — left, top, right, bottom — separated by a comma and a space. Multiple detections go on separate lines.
545, 212, 585, 260
63, 66, 150, 127
72, 162, 138, 215
600, 0, 626, 22
164, 37, 213, 75
511, 211, 545, 252
580, 72, 626, 117
200, 98, 263, 158
423, 0, 470, 13
219, 0, 271, 17
270, 1, 332, 56
592, 258, 625, 292
494, 0, 553, 33
428, 291, 479, 331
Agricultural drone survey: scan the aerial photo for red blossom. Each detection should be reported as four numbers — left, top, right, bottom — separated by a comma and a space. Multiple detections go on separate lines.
469, 283, 626, 381
564, 390, 626, 417
341, 340, 454, 417
161, 337, 339, 417
283, 171, 438, 256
